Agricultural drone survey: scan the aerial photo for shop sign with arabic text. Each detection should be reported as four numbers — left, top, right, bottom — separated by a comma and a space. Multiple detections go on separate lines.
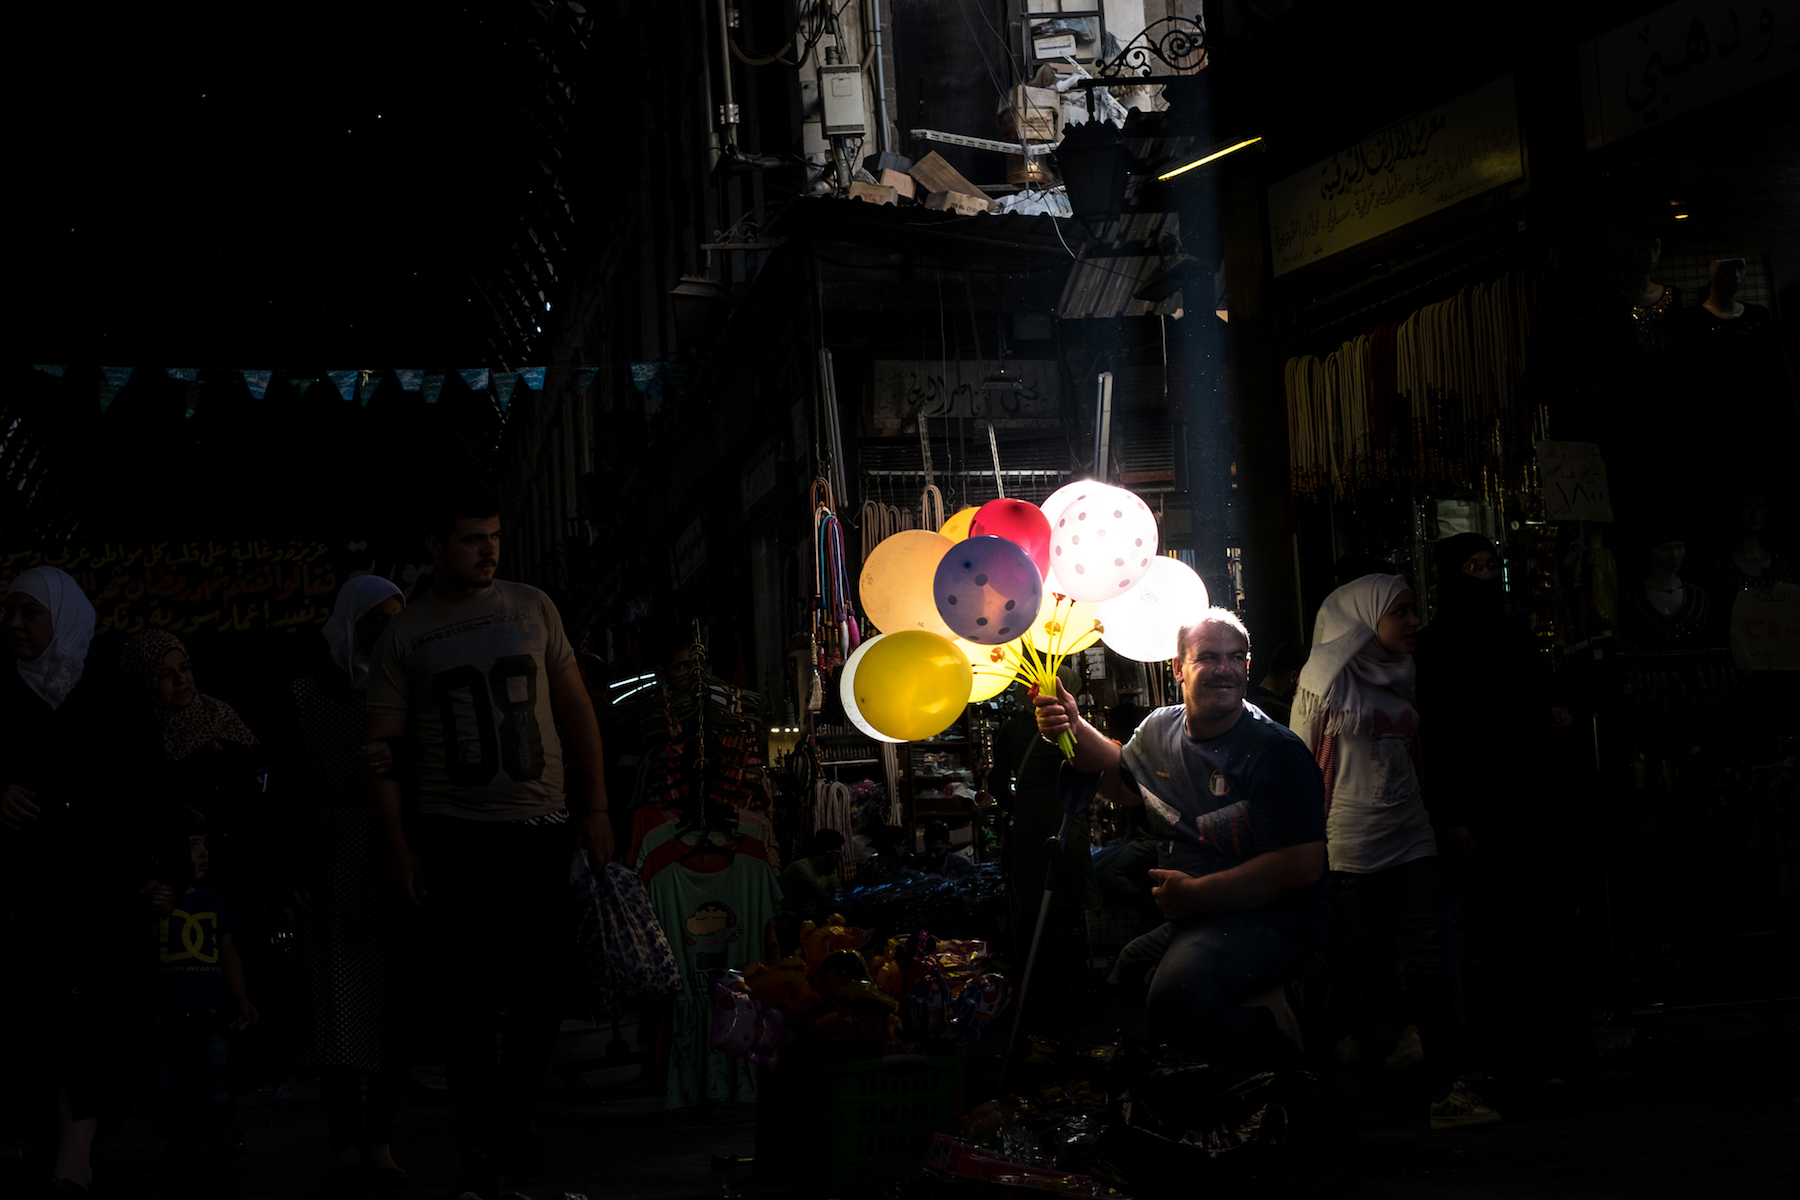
1579, 0, 1797, 150
871, 360, 1061, 434
1266, 76, 1523, 278
1, 541, 341, 636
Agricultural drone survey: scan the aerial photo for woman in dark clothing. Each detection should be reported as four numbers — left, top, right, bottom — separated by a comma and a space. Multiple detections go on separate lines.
1413, 534, 1518, 853
1, 567, 147, 1197
283, 575, 410, 1190
1414, 534, 1585, 1086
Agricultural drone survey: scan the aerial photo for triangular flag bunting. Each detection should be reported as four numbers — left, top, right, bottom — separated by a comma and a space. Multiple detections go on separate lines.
630, 362, 662, 395
33, 365, 66, 378
288, 378, 316, 394
459, 368, 489, 392
574, 367, 597, 395
326, 370, 357, 401
102, 366, 134, 388
422, 374, 446, 405
358, 373, 382, 406
98, 382, 124, 414
492, 372, 520, 412
242, 370, 272, 399
520, 367, 546, 391
167, 368, 199, 381
182, 382, 204, 420
395, 369, 423, 392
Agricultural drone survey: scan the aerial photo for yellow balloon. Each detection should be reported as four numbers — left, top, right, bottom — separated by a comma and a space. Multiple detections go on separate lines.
956, 637, 1022, 702
854, 630, 974, 741
1028, 571, 1103, 655
938, 506, 980, 542
860, 530, 956, 637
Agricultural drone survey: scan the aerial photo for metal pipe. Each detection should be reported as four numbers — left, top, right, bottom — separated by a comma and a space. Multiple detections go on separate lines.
716, 0, 740, 150
868, 0, 891, 154
1093, 371, 1114, 483
698, 0, 720, 167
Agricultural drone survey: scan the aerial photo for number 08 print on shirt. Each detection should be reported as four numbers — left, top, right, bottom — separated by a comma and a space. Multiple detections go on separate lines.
432, 654, 546, 785
367, 581, 576, 819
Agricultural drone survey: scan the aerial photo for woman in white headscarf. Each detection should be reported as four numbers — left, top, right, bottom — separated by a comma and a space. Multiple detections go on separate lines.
1292, 573, 1500, 1130
283, 574, 411, 1188
3, 566, 147, 1194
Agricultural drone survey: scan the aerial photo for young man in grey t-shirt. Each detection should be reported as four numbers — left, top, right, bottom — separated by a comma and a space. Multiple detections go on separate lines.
365, 482, 611, 1191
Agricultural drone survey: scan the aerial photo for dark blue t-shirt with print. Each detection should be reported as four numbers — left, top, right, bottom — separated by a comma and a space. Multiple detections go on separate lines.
1118, 703, 1329, 942
154, 887, 234, 1010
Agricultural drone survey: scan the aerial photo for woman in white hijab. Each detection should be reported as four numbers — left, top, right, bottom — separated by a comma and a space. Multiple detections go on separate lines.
1292, 573, 1500, 1129
284, 574, 412, 1187
2, 566, 141, 1193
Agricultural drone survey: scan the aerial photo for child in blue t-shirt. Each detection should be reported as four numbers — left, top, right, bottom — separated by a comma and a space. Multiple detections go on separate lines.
147, 809, 258, 1190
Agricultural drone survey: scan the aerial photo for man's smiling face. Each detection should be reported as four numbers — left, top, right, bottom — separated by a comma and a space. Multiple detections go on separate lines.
1174, 622, 1250, 729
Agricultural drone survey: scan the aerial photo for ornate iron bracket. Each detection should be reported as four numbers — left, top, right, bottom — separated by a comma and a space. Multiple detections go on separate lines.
1094, 16, 1207, 78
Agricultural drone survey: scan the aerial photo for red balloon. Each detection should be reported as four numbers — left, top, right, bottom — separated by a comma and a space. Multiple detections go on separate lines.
969, 498, 1052, 578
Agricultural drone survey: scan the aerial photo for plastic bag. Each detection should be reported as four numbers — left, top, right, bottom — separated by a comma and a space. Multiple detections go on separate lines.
1096, 1066, 1351, 1193
569, 851, 683, 1017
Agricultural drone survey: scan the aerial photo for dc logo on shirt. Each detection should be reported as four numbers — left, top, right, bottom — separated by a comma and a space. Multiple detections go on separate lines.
1208, 770, 1230, 797
158, 910, 221, 964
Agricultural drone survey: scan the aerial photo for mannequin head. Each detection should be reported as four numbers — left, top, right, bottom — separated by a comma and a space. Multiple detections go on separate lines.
1734, 489, 1767, 536
1606, 224, 1663, 302
1648, 541, 1686, 578
1707, 258, 1746, 304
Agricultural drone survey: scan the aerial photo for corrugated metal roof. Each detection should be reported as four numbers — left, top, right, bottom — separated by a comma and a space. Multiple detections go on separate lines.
1055, 210, 1182, 319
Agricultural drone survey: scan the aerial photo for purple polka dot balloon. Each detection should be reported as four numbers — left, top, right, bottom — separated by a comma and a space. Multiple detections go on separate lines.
1046, 483, 1160, 601
932, 535, 1043, 644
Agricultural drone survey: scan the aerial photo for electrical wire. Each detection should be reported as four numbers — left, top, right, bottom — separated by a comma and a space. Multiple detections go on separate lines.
952, 0, 1011, 101
730, 0, 853, 67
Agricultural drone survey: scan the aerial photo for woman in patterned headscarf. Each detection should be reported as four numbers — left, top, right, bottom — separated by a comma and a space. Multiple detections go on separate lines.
119, 630, 261, 763
282, 575, 411, 1188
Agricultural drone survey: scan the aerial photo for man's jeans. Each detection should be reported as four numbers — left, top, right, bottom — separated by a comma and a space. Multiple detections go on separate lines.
1111, 914, 1310, 1069
411, 814, 572, 1152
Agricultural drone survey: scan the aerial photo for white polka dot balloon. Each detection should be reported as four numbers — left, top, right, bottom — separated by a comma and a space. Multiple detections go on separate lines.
1037, 480, 1091, 529
1045, 483, 1159, 602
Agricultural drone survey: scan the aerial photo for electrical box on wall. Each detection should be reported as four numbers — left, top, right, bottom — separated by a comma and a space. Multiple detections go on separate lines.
818, 63, 867, 137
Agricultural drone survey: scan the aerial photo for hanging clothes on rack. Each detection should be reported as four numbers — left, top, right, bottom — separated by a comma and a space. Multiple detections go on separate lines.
614, 627, 786, 1111
632, 801, 780, 884
646, 849, 782, 1111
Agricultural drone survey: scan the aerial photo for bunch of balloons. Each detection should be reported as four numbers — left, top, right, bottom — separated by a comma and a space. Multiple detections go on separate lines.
849, 483, 1209, 753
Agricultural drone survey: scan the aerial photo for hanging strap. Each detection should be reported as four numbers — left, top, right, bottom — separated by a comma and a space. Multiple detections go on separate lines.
859, 498, 890, 565
920, 484, 945, 532
986, 423, 1006, 500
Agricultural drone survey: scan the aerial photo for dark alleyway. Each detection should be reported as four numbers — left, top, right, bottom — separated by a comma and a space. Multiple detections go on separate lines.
35, 1006, 1797, 1200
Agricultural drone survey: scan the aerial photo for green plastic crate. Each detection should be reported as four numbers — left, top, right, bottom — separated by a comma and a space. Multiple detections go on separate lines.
756, 1054, 965, 1193
809, 1055, 965, 1189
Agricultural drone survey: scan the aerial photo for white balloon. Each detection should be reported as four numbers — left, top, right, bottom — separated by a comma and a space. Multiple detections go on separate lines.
1097, 556, 1210, 662
839, 634, 905, 742
1037, 480, 1092, 528
1045, 483, 1161, 602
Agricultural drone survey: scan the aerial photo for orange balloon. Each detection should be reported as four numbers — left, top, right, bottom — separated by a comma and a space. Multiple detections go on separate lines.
860, 530, 956, 637
938, 506, 980, 542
